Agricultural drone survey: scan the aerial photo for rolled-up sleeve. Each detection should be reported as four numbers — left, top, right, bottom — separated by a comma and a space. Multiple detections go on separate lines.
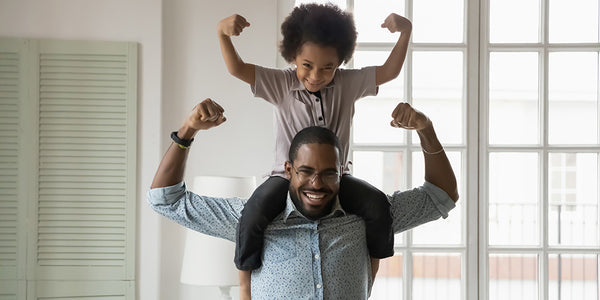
147, 182, 245, 242
389, 181, 456, 233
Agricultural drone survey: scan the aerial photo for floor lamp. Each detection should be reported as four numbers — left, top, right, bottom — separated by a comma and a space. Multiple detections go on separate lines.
180, 176, 256, 300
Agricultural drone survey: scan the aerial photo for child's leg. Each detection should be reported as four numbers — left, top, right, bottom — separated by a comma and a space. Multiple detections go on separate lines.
339, 174, 394, 258
235, 176, 289, 270
238, 270, 251, 300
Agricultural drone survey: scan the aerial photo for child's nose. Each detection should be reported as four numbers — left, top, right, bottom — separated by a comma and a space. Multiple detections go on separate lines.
311, 69, 322, 80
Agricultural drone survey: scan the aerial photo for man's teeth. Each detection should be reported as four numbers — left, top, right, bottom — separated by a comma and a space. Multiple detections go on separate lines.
305, 192, 324, 200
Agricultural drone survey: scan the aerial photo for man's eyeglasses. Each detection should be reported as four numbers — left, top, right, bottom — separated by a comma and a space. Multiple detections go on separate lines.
292, 164, 340, 185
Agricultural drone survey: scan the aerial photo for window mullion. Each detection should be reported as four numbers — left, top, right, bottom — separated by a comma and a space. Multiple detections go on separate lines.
541, 0, 550, 299
466, 0, 481, 299
478, 0, 491, 299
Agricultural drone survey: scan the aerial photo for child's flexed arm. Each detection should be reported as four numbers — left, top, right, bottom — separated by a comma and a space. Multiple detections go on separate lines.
376, 13, 412, 86
217, 14, 256, 85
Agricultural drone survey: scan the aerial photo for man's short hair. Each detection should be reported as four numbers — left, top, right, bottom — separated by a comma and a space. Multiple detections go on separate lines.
288, 126, 341, 163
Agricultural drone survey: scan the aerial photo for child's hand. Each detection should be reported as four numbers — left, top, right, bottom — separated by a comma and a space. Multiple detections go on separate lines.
390, 102, 431, 131
381, 13, 412, 34
218, 14, 251, 37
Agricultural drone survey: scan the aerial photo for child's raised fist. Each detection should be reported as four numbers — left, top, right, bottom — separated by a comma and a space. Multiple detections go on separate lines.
218, 14, 251, 37
381, 13, 412, 34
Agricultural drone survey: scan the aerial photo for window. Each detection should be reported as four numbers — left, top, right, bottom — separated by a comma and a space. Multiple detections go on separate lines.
349, 0, 467, 299
484, 0, 600, 299
285, 0, 600, 299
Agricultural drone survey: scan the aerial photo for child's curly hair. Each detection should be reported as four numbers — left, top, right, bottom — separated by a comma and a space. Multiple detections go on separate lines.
279, 3, 357, 65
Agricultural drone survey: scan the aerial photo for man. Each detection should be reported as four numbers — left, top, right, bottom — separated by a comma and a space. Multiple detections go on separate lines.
148, 98, 458, 299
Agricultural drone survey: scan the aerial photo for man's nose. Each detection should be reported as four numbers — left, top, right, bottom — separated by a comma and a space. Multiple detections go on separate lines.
309, 174, 325, 187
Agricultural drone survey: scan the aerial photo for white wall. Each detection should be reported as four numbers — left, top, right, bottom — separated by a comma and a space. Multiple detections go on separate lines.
0, 0, 279, 299
161, 0, 277, 299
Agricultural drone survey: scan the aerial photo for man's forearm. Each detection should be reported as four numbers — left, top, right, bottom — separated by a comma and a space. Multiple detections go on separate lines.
150, 127, 197, 189
417, 125, 459, 202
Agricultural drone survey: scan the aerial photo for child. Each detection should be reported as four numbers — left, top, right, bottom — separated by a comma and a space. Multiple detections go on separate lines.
217, 2, 412, 295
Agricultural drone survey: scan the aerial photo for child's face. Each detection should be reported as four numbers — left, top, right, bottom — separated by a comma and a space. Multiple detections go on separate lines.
293, 42, 341, 93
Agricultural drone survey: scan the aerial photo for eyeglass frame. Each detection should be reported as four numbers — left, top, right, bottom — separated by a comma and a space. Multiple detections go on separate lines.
291, 163, 341, 185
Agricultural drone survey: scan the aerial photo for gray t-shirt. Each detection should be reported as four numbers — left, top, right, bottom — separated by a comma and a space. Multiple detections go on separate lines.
252, 65, 378, 176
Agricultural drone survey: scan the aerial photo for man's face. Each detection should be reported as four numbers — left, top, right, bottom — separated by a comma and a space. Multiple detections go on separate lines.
293, 41, 341, 93
285, 143, 341, 220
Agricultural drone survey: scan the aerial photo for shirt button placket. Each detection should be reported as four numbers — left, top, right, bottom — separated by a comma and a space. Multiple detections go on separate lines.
311, 222, 323, 299
314, 96, 325, 126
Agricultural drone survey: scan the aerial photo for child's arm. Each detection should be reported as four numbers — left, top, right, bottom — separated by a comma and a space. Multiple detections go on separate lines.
217, 14, 256, 85
376, 13, 412, 86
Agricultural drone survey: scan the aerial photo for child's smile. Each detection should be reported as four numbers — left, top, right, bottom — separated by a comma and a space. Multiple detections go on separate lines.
293, 42, 341, 92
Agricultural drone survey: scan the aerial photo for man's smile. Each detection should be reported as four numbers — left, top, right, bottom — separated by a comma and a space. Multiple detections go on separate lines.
302, 190, 328, 204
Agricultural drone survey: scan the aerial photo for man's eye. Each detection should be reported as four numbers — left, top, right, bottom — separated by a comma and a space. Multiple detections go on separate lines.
303, 63, 311, 68
299, 170, 314, 176
322, 172, 338, 178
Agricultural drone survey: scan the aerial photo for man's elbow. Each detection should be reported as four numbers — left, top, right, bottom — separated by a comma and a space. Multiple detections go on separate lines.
450, 190, 459, 203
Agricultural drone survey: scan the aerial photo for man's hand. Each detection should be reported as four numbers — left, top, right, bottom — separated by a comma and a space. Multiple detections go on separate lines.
218, 14, 251, 37
150, 99, 226, 189
381, 13, 412, 34
182, 98, 227, 132
390, 102, 431, 131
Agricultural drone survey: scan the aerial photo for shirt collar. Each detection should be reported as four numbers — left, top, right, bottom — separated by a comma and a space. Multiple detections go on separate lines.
282, 192, 346, 223
290, 68, 338, 91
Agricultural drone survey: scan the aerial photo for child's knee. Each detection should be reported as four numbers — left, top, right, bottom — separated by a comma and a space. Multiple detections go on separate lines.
365, 192, 392, 223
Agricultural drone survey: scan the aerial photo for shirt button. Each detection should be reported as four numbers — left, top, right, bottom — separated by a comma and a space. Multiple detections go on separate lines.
315, 98, 320, 102
316, 284, 322, 289
314, 254, 320, 259
318, 117, 323, 121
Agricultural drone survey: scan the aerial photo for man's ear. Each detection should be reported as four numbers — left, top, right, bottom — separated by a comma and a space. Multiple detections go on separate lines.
284, 161, 293, 179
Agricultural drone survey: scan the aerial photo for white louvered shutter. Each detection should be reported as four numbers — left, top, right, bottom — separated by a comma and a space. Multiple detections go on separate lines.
0, 38, 137, 299
0, 38, 28, 300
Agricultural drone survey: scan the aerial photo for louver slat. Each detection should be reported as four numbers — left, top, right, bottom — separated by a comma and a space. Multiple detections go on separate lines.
0, 47, 20, 282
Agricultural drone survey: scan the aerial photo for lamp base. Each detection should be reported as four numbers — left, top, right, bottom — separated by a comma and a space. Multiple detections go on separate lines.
219, 286, 232, 300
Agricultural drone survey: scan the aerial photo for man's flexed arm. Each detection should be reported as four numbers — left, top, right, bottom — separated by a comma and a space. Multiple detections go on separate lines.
217, 14, 256, 85
151, 99, 227, 189
390, 102, 459, 202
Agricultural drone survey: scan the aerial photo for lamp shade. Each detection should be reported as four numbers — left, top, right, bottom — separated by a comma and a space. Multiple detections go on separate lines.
180, 176, 256, 287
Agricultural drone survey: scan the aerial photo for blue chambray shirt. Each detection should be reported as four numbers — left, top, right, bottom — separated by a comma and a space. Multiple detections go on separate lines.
147, 181, 455, 299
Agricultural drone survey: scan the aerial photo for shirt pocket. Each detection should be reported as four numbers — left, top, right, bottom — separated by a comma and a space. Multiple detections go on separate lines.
262, 230, 298, 264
